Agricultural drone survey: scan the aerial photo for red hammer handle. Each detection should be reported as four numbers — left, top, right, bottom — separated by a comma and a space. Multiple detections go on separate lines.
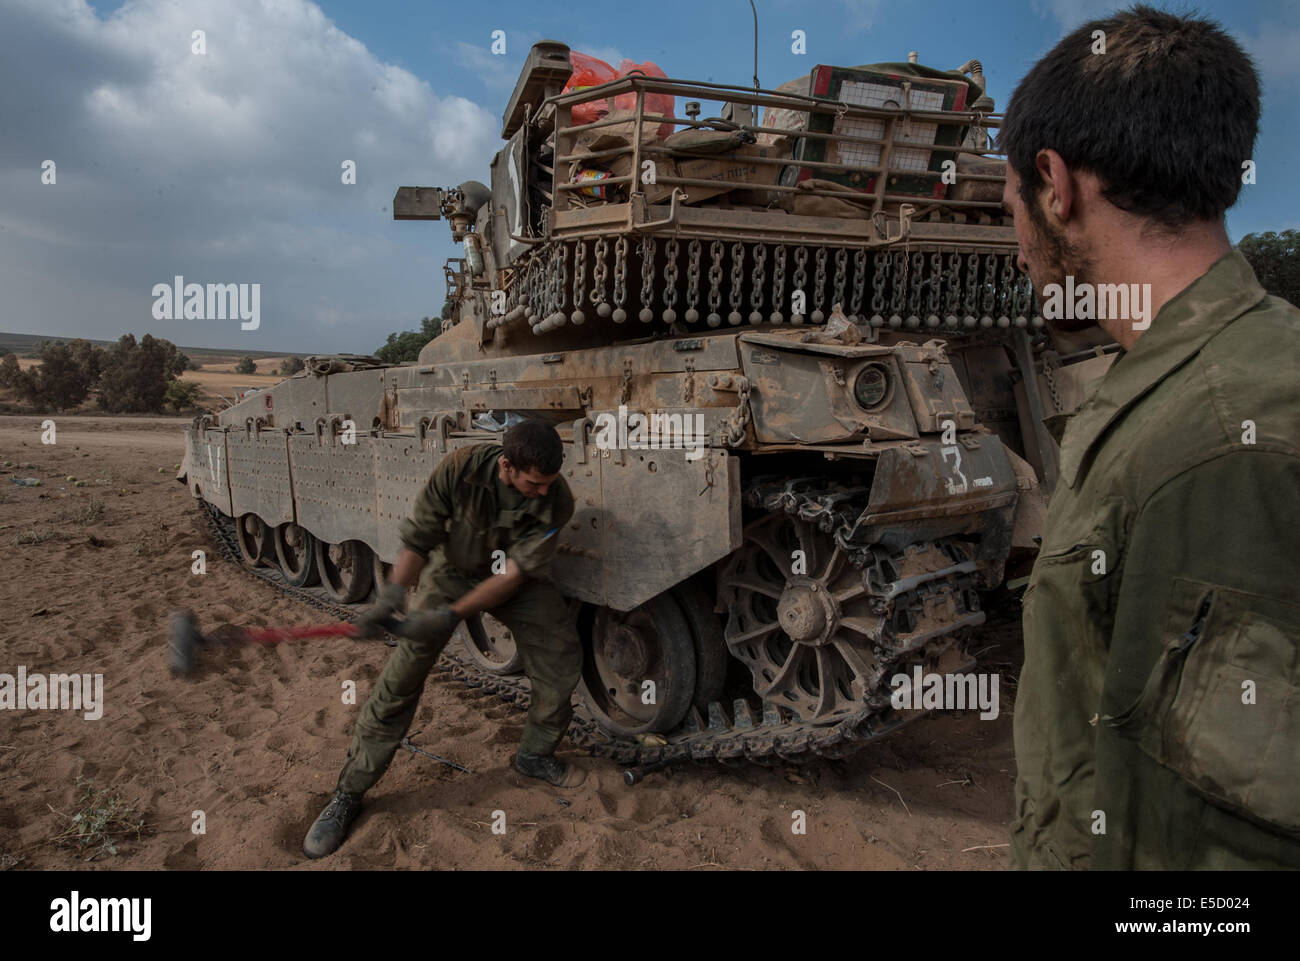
242, 623, 362, 645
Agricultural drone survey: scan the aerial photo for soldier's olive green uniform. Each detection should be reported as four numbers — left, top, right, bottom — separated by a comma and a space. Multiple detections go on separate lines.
337, 443, 579, 796
1012, 252, 1300, 869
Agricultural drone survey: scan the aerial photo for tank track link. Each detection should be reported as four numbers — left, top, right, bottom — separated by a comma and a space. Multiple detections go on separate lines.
198, 480, 988, 768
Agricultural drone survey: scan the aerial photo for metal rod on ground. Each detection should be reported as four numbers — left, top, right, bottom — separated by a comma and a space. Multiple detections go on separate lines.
401, 737, 472, 774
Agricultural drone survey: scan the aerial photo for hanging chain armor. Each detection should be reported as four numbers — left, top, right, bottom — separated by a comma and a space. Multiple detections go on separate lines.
663, 238, 679, 324
728, 241, 745, 326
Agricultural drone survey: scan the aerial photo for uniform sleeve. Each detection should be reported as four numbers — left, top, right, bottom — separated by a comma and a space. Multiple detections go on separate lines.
506, 480, 575, 580
398, 454, 459, 560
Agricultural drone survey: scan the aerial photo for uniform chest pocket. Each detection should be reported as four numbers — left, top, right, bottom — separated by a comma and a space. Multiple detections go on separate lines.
451, 506, 534, 568
445, 491, 502, 562
1103, 578, 1300, 835
1023, 531, 1120, 651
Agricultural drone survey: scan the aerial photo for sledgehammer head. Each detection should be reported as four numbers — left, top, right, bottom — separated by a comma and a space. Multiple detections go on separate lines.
168, 610, 203, 676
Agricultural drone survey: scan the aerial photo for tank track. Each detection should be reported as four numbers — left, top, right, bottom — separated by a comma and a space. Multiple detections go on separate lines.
197, 476, 988, 768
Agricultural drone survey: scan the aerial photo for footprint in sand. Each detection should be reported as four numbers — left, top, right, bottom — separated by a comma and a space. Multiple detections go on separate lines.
307, 654, 339, 679
527, 823, 566, 862
162, 839, 201, 870
595, 789, 619, 817
485, 724, 524, 746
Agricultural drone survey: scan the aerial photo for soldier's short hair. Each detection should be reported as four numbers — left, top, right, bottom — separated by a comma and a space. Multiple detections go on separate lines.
999, 5, 1259, 228
503, 419, 564, 475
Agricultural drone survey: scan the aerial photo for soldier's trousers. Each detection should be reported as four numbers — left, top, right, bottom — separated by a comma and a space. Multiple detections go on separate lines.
336, 565, 582, 796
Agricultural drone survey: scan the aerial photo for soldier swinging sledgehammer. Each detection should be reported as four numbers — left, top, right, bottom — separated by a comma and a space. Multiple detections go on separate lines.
304, 419, 583, 859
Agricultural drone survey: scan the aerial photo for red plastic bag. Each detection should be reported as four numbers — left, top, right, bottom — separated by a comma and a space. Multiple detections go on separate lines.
563, 51, 617, 125
613, 60, 675, 139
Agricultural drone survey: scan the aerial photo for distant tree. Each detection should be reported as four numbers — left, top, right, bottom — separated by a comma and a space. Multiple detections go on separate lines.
187, 357, 203, 371
440, 301, 454, 321
374, 331, 425, 364
279, 355, 305, 376
1238, 230, 1299, 306
164, 379, 202, 412
374, 316, 441, 364
173, 352, 193, 376
14, 339, 101, 412
70, 339, 103, 385
0, 353, 20, 389
234, 356, 257, 375
97, 333, 183, 413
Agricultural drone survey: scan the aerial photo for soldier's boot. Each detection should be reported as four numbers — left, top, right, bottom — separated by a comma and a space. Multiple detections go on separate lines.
303, 789, 363, 859
514, 752, 587, 788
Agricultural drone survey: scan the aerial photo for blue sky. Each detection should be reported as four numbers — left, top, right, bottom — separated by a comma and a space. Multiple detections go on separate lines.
3, 0, 1296, 353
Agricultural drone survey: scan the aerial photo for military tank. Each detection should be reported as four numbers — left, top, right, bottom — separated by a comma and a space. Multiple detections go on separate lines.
180, 41, 1115, 766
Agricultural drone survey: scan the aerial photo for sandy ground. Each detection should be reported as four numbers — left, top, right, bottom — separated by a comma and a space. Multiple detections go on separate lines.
0, 414, 1021, 870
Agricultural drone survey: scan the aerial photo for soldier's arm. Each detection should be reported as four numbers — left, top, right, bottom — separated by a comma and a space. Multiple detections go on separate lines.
503, 483, 575, 582
449, 559, 527, 618
443, 485, 573, 617
393, 452, 460, 570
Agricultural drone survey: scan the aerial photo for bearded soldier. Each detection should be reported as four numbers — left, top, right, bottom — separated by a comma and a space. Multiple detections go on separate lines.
1000, 6, 1300, 869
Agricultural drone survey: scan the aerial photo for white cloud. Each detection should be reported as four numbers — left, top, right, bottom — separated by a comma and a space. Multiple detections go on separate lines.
835, 0, 884, 33
770, 0, 882, 35
0, 0, 500, 351
453, 39, 528, 90
1032, 0, 1126, 30
579, 45, 627, 69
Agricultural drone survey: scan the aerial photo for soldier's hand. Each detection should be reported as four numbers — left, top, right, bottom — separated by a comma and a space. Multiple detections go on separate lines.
353, 581, 407, 639
395, 604, 461, 643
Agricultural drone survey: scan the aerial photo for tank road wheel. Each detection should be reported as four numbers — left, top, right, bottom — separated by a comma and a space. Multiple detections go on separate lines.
577, 594, 697, 736
315, 539, 374, 604
235, 514, 274, 568
718, 512, 882, 723
371, 556, 392, 600
273, 522, 319, 587
461, 612, 524, 675
670, 583, 729, 713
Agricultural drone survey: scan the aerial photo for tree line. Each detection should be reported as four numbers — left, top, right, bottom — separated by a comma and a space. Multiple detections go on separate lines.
0, 336, 313, 414
373, 303, 453, 364
0, 334, 200, 414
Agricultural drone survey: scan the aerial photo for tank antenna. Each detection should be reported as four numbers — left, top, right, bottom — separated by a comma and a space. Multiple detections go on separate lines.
749, 0, 760, 90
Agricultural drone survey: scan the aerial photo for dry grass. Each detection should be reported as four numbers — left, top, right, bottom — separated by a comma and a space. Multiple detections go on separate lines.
15, 526, 59, 545
130, 532, 170, 556
48, 777, 147, 861
56, 499, 105, 525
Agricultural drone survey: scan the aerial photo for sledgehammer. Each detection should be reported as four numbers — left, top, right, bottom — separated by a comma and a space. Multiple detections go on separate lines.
168, 610, 399, 677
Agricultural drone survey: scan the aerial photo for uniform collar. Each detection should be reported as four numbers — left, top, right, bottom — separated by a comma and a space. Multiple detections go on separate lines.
466, 444, 506, 490
467, 444, 535, 510
1057, 250, 1267, 489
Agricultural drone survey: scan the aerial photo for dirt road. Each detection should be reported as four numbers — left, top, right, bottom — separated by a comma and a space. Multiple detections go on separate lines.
0, 414, 1020, 870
